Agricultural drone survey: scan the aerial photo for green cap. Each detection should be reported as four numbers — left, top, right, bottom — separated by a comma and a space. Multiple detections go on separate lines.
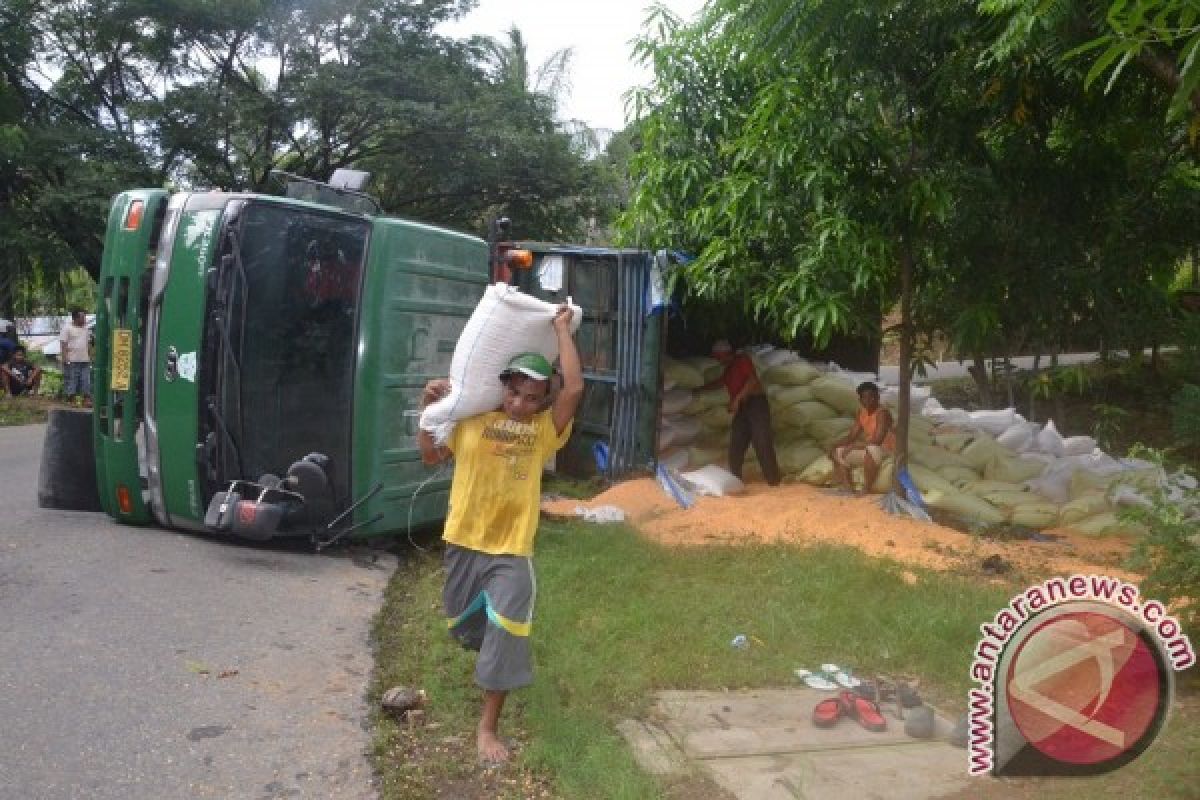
500, 352, 554, 382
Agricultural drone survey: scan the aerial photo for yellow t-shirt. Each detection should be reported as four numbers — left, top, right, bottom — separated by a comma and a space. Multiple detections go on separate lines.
443, 410, 572, 557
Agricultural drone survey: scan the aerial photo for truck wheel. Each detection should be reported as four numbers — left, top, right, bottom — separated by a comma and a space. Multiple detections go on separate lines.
38, 408, 103, 512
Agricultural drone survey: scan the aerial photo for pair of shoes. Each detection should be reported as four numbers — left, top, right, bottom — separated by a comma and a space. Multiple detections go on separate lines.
795, 664, 861, 691
812, 690, 888, 732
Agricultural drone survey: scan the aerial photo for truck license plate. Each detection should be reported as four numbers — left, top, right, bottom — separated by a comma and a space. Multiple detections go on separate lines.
111, 329, 132, 391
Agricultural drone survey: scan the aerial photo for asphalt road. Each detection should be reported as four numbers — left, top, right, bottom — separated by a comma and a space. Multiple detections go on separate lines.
0, 423, 396, 800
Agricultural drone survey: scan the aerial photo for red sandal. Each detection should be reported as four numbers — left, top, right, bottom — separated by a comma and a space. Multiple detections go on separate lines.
839, 690, 887, 732
812, 696, 843, 728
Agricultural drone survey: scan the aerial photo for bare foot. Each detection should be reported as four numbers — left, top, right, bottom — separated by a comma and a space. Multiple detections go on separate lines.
477, 726, 510, 765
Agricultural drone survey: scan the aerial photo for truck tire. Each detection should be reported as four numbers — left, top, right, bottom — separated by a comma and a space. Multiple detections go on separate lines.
38, 408, 102, 512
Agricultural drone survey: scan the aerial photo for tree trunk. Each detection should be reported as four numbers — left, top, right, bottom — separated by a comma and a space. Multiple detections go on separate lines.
0, 268, 15, 322
968, 354, 992, 408
1028, 350, 1043, 422
894, 241, 915, 488
1002, 341, 1015, 409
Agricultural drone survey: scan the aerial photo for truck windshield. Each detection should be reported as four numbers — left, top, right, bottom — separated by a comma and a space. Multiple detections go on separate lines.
215, 201, 369, 507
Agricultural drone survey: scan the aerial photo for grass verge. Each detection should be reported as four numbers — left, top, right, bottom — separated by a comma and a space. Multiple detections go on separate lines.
372, 522, 1199, 799
0, 394, 55, 426
374, 522, 1078, 798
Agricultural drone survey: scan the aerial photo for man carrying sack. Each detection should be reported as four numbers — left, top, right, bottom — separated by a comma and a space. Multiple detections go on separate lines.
417, 305, 582, 765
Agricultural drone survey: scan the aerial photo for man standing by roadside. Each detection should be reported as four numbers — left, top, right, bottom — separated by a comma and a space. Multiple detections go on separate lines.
416, 306, 583, 765
701, 340, 781, 486
59, 309, 92, 406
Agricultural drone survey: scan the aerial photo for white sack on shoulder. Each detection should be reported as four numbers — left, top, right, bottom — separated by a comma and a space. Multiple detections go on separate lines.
419, 283, 581, 443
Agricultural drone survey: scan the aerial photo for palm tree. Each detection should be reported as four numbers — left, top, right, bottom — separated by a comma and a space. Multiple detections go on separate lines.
481, 26, 574, 110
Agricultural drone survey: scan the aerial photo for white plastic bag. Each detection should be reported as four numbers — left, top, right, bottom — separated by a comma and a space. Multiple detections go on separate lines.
575, 505, 626, 524
681, 465, 746, 497
419, 283, 581, 443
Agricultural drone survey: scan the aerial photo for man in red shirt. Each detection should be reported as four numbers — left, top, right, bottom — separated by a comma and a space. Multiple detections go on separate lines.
701, 340, 781, 486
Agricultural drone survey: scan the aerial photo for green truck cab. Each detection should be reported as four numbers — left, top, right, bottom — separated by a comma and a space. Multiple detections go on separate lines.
92, 176, 489, 545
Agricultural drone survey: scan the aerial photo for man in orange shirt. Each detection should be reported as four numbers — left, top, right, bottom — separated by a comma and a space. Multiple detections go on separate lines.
830, 382, 895, 494
702, 340, 781, 486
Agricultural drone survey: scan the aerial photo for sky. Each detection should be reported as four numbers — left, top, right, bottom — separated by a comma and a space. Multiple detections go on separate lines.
438, 0, 707, 132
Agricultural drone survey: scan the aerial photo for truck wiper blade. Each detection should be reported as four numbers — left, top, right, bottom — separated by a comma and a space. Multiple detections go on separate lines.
213, 224, 250, 478
204, 400, 241, 479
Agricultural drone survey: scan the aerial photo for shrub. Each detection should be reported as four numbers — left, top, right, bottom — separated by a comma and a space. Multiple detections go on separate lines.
1171, 384, 1200, 448
1122, 451, 1200, 634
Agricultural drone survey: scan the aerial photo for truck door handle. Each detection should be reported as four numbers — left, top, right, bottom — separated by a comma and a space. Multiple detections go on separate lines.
164, 346, 178, 382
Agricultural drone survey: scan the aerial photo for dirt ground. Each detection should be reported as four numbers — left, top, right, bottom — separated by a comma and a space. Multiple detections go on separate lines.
542, 478, 1140, 582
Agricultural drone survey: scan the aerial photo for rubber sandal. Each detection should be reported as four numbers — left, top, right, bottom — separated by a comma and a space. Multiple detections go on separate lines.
839, 690, 887, 732
794, 668, 839, 691
820, 663, 861, 689
812, 697, 843, 728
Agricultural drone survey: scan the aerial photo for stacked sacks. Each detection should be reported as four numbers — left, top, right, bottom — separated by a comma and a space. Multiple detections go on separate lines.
901, 404, 1166, 535
660, 348, 836, 479
658, 356, 726, 469
658, 353, 1162, 537
783, 368, 1157, 533
761, 350, 834, 477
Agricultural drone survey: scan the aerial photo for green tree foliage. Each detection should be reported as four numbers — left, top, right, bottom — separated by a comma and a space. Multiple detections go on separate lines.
983, 0, 1200, 124
1, 0, 613, 317
623, 1, 1009, 468
1122, 455, 1200, 633
624, 0, 1200, 450
0, 0, 157, 315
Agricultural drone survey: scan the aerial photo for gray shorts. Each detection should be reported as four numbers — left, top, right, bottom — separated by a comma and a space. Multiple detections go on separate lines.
443, 544, 536, 691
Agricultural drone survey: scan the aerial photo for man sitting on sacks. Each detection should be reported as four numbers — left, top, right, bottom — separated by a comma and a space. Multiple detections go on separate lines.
829, 381, 895, 494
416, 306, 582, 766
700, 340, 782, 486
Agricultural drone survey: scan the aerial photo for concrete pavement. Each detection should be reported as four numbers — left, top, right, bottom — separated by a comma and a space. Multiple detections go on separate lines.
0, 424, 395, 800
621, 688, 970, 799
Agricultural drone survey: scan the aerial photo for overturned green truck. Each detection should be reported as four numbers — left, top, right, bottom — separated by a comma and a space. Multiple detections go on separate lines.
83, 175, 662, 545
